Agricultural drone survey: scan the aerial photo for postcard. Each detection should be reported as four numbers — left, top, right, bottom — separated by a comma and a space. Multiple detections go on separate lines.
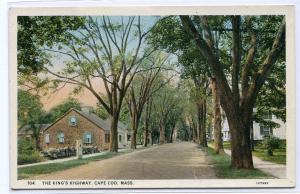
9, 5, 295, 189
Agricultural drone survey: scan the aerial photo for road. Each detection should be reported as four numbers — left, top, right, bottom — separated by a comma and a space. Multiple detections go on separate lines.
31, 142, 216, 179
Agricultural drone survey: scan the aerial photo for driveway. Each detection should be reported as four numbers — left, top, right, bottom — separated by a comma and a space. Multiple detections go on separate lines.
31, 142, 216, 179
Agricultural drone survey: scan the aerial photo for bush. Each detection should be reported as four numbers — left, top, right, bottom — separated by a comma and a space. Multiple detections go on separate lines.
18, 138, 45, 165
262, 135, 281, 156
18, 152, 44, 165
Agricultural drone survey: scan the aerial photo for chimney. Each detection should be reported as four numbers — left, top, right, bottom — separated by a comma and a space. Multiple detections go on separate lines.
82, 106, 92, 114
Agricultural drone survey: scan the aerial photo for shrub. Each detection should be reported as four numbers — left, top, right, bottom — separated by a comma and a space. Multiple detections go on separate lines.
263, 135, 280, 156
18, 152, 44, 165
18, 138, 45, 165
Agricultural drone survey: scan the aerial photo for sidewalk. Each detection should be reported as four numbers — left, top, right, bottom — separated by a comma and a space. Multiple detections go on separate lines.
224, 149, 286, 179
18, 147, 132, 168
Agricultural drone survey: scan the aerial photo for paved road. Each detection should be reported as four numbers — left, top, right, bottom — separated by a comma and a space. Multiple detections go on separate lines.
31, 142, 216, 179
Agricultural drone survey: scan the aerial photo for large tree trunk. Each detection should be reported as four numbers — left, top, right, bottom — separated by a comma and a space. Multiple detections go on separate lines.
159, 122, 165, 144
211, 78, 224, 154
226, 111, 253, 168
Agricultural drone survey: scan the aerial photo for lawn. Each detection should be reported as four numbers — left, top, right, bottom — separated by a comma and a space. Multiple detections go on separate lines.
222, 141, 286, 164
205, 146, 273, 179
18, 149, 134, 180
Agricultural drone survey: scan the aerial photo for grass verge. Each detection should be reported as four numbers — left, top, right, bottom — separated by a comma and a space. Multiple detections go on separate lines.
205, 146, 273, 179
222, 141, 286, 164
18, 149, 134, 180
252, 148, 286, 164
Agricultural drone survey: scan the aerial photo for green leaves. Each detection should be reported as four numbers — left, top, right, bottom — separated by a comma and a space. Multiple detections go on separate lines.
17, 16, 85, 74
18, 90, 44, 128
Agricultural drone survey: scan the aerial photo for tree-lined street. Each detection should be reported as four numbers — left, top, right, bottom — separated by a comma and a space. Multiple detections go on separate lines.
30, 142, 216, 179
18, 15, 286, 179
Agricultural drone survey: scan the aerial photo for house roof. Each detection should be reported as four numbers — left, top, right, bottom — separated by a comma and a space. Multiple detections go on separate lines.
18, 124, 51, 135
76, 109, 111, 131
42, 108, 128, 133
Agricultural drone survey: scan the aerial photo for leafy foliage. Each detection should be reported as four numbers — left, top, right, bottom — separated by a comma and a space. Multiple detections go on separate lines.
18, 138, 44, 165
17, 16, 85, 74
18, 89, 44, 128
262, 135, 281, 156
43, 98, 81, 123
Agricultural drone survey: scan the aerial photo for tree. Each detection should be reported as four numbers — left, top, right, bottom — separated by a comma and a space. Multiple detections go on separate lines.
18, 89, 45, 148
152, 85, 179, 144
44, 98, 81, 123
179, 15, 285, 168
41, 16, 156, 152
125, 52, 171, 149
18, 16, 85, 74
18, 17, 85, 94
211, 78, 224, 154
148, 16, 219, 148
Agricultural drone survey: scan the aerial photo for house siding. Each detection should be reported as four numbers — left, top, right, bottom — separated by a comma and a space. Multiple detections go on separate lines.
253, 115, 286, 140
39, 110, 107, 151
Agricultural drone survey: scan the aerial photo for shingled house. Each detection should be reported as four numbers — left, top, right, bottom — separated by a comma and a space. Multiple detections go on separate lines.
39, 108, 129, 151
18, 124, 50, 140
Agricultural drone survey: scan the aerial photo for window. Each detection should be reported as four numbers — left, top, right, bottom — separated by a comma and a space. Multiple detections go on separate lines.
45, 133, 50, 144
105, 133, 110, 143
119, 135, 122, 142
260, 125, 272, 136
69, 116, 77, 126
57, 132, 64, 143
262, 111, 272, 120
84, 132, 92, 144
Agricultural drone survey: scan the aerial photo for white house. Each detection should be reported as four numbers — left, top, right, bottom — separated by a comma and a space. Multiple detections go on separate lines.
213, 112, 286, 141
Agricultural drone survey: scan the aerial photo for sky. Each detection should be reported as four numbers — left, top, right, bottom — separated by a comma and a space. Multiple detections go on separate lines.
37, 16, 163, 111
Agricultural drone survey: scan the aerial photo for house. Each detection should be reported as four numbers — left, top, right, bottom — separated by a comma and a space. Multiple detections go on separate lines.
252, 113, 286, 140
211, 112, 286, 141
39, 108, 129, 151
18, 124, 51, 140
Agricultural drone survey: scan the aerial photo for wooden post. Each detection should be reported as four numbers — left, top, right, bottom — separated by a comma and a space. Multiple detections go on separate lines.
76, 139, 83, 159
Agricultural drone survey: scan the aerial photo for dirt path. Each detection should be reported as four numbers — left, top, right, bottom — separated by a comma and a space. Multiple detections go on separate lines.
31, 142, 216, 179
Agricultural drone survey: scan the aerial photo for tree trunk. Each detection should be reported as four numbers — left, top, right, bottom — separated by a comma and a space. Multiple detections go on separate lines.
109, 114, 119, 152
144, 129, 149, 147
250, 121, 254, 151
169, 124, 176, 143
201, 100, 207, 147
197, 103, 202, 145
227, 113, 253, 168
159, 122, 165, 144
130, 113, 139, 149
211, 78, 224, 154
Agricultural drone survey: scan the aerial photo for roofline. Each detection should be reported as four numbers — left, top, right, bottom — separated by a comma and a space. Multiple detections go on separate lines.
42, 108, 129, 133
42, 108, 76, 133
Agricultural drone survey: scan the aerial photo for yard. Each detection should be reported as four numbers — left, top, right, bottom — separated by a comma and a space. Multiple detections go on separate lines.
222, 141, 286, 164
18, 149, 134, 179
205, 146, 272, 179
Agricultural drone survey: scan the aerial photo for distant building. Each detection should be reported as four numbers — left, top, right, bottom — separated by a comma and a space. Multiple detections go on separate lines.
18, 124, 50, 140
39, 108, 129, 151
